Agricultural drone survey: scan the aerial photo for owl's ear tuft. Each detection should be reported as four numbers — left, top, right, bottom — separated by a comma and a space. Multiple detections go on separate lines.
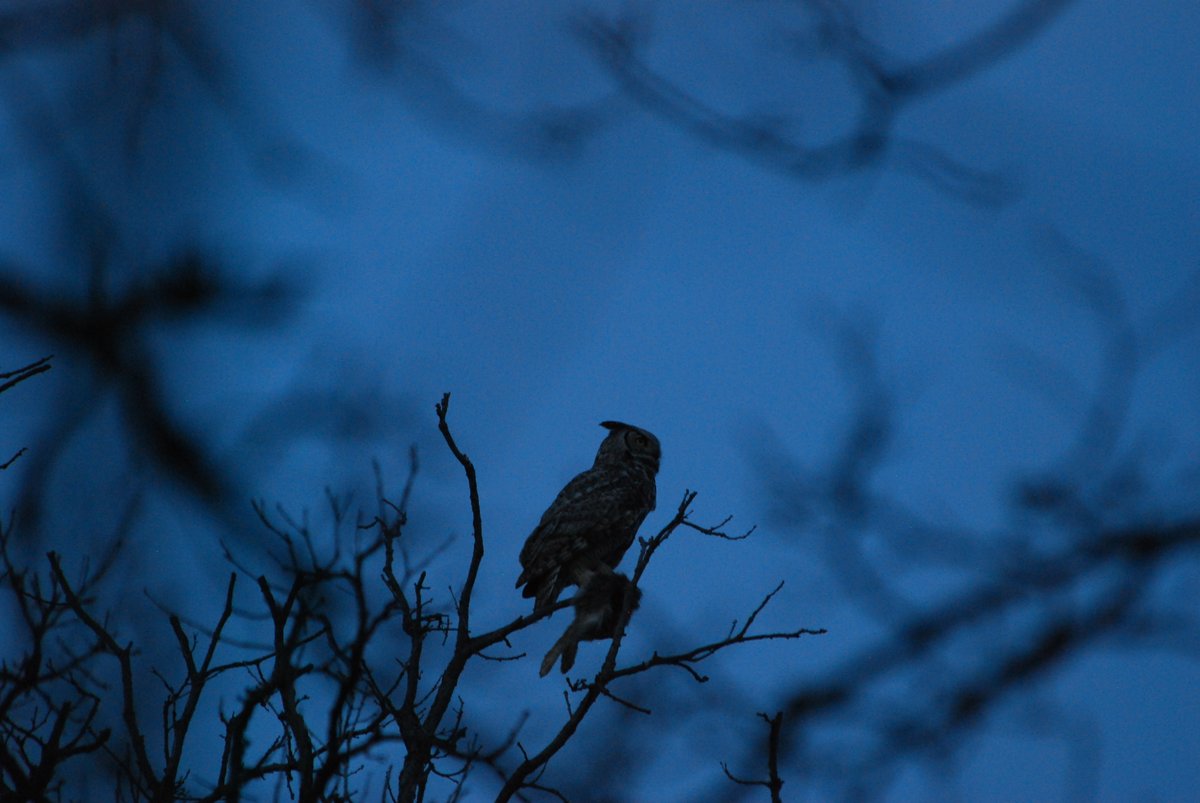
600, 420, 631, 431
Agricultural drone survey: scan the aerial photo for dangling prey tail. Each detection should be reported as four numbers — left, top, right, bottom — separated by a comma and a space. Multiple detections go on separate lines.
539, 628, 580, 677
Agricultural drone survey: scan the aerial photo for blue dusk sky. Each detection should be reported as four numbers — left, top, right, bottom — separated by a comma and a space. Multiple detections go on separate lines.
1, 2, 1198, 801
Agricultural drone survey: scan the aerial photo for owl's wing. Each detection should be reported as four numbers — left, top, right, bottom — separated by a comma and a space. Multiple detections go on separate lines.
516, 468, 645, 606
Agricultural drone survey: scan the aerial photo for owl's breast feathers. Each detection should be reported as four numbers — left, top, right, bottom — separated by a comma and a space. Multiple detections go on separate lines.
515, 463, 655, 607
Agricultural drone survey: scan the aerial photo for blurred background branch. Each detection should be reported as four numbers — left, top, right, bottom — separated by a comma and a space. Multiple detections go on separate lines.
1, 0, 1195, 799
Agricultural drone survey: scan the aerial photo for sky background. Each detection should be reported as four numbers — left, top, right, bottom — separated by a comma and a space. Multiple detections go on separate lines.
2, 1, 1198, 800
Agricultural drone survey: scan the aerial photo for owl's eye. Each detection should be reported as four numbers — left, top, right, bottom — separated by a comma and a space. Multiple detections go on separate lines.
633, 434, 647, 447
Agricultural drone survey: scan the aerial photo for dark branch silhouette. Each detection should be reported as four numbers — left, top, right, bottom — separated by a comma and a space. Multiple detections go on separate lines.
723, 711, 785, 803
1, 396, 819, 800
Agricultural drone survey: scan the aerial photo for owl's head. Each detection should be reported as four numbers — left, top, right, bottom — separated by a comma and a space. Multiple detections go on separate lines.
597, 421, 661, 475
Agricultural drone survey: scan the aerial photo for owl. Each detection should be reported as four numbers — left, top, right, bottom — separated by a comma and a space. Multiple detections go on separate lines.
540, 569, 642, 676
516, 421, 660, 611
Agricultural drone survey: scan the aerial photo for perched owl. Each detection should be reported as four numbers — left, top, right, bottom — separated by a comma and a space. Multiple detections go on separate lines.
540, 570, 642, 676
516, 421, 660, 610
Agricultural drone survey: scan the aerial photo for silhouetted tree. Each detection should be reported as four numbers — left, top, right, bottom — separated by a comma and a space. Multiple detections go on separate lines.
2, 393, 821, 800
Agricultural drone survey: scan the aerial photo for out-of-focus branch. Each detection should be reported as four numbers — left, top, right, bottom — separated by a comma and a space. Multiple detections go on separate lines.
578, 2, 1075, 206
0, 251, 293, 527
745, 268, 1200, 798
887, 0, 1076, 95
